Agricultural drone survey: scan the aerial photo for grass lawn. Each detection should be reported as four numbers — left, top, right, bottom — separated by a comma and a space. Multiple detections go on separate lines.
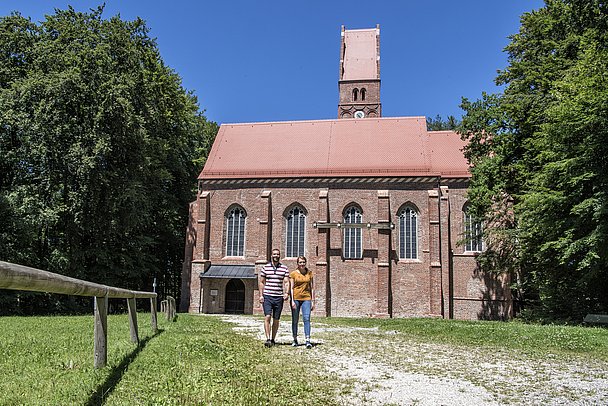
327, 317, 608, 361
0, 313, 340, 405
1, 313, 607, 405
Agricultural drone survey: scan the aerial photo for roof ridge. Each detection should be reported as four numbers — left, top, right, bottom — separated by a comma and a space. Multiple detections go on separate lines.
220, 116, 428, 127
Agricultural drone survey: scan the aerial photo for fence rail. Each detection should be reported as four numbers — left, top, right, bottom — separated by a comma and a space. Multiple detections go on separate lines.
0, 260, 158, 368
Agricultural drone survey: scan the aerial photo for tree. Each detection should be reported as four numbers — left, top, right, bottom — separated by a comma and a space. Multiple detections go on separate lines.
426, 114, 459, 131
459, 0, 608, 321
0, 6, 217, 314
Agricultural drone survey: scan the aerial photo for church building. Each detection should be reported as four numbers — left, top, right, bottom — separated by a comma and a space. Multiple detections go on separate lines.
180, 26, 512, 320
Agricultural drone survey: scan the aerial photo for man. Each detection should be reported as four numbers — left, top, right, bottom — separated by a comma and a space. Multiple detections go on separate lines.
259, 248, 290, 347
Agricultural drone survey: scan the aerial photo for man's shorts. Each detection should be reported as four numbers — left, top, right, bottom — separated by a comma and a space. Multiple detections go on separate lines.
262, 294, 284, 319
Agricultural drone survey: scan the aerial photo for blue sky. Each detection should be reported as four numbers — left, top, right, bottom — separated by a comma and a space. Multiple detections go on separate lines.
1, 1, 545, 125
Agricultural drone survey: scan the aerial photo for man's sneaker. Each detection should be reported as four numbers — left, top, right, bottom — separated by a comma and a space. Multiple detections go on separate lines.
271, 339, 276, 346
291, 339, 298, 347
264, 339, 272, 348
305, 341, 312, 349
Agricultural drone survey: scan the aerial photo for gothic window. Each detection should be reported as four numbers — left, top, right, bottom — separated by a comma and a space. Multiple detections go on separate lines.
361, 88, 366, 101
343, 205, 362, 259
225, 206, 246, 256
286, 206, 306, 257
353, 88, 359, 101
398, 206, 418, 259
464, 206, 483, 252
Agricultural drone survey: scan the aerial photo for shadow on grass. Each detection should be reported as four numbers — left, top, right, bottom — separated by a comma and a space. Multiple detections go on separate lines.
86, 329, 164, 406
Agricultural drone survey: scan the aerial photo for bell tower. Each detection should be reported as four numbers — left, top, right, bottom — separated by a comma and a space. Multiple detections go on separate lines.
338, 25, 381, 119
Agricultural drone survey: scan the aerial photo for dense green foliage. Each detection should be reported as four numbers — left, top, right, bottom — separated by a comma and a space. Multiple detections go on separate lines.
0, 6, 217, 313
459, 0, 608, 321
426, 114, 458, 131
0, 314, 341, 405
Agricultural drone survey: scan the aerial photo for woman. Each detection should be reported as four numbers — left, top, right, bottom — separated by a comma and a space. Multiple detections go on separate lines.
290, 256, 314, 348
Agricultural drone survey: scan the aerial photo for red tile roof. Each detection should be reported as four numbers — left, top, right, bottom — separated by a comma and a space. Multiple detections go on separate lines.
199, 117, 470, 180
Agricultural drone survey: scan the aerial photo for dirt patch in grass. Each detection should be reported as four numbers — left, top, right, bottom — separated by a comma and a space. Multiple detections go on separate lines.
220, 315, 608, 406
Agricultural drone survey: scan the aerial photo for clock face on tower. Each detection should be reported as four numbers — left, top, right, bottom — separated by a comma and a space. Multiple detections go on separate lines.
354, 110, 365, 119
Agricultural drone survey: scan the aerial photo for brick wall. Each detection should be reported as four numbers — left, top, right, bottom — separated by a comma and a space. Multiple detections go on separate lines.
181, 178, 512, 320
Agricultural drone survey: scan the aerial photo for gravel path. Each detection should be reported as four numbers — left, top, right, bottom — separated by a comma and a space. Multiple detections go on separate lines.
220, 315, 608, 405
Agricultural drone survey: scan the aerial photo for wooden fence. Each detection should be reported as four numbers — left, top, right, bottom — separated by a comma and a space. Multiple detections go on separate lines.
0, 260, 158, 368
160, 296, 176, 321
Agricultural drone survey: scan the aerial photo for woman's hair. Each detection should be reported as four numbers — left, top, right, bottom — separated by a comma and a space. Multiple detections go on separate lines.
297, 256, 307, 264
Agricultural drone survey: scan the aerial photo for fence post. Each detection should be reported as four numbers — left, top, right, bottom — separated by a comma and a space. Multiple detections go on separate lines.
94, 296, 108, 368
127, 297, 139, 343
166, 296, 176, 322
150, 297, 158, 333
170, 296, 176, 321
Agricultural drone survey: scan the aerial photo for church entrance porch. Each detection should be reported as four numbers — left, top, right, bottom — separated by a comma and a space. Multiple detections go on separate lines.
198, 264, 256, 314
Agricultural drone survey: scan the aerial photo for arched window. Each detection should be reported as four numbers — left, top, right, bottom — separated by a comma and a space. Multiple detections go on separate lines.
286, 206, 306, 257
225, 206, 246, 256
464, 206, 483, 252
343, 205, 362, 259
353, 88, 359, 101
360, 88, 366, 101
398, 206, 418, 259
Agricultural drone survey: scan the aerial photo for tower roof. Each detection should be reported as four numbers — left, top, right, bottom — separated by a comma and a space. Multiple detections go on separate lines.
340, 26, 380, 81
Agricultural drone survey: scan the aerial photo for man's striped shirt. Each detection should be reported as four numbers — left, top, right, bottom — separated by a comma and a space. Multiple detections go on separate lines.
260, 262, 289, 297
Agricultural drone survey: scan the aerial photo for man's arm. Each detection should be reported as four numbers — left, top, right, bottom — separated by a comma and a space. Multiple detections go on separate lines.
283, 275, 290, 301
258, 274, 266, 303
